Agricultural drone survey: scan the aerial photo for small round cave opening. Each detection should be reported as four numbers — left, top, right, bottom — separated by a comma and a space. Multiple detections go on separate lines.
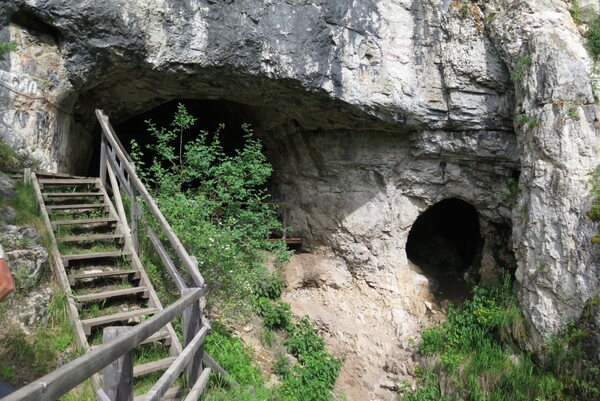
406, 198, 483, 300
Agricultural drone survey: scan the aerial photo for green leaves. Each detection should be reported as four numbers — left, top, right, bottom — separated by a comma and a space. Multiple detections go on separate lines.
132, 103, 288, 305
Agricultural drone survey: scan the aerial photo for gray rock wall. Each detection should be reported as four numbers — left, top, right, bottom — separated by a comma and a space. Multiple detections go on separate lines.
0, 0, 598, 348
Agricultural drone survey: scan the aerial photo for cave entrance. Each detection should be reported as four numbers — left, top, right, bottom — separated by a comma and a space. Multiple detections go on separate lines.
89, 99, 262, 175
406, 198, 483, 301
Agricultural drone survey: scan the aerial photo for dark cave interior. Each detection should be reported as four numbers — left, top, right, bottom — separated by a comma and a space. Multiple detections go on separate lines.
88, 99, 264, 177
406, 198, 483, 300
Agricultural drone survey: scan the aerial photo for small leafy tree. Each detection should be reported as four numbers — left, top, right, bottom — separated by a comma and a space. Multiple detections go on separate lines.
132, 103, 287, 304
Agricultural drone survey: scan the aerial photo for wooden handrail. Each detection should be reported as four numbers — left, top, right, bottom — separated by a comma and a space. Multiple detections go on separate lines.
3, 288, 203, 401
96, 109, 205, 288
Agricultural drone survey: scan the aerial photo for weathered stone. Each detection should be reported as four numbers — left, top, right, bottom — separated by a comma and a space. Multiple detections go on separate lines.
4, 284, 52, 334
0, 171, 14, 200
1, 224, 48, 290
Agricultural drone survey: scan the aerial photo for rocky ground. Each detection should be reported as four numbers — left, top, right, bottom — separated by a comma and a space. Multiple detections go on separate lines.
235, 252, 448, 401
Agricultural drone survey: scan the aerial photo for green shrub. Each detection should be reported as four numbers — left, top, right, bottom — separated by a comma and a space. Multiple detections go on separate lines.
405, 275, 567, 400
260, 300, 292, 330
272, 352, 291, 377
588, 18, 600, 59
132, 103, 289, 307
511, 56, 533, 83
254, 272, 285, 300
589, 165, 600, 221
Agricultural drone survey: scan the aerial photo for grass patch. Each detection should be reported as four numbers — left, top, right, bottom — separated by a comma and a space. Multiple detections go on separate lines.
0, 290, 80, 388
400, 274, 600, 401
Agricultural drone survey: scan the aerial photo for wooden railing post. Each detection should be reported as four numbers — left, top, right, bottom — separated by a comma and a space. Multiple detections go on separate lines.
130, 187, 139, 253
182, 288, 203, 387
102, 327, 133, 401
100, 135, 107, 189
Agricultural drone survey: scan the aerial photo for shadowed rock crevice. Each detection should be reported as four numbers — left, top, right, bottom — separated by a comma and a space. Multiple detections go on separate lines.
406, 198, 483, 300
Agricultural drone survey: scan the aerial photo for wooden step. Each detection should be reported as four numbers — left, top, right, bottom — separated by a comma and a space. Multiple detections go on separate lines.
62, 250, 131, 267
267, 237, 302, 245
38, 178, 98, 185
47, 203, 106, 211
68, 269, 137, 285
134, 385, 182, 401
52, 217, 117, 228
75, 286, 148, 303
140, 328, 172, 346
81, 307, 158, 335
133, 357, 177, 378
58, 233, 124, 243
43, 192, 103, 200
90, 328, 172, 351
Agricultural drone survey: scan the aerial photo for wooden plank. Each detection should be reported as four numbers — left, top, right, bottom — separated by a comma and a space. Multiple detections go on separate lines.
96, 388, 112, 401
202, 353, 240, 388
144, 327, 208, 401
62, 251, 131, 267
103, 327, 133, 401
105, 149, 133, 197
107, 161, 131, 240
44, 192, 104, 198
147, 229, 186, 292
183, 368, 211, 401
100, 136, 107, 189
76, 287, 148, 303
90, 328, 171, 351
52, 217, 118, 228
140, 328, 172, 346
39, 178, 98, 185
266, 237, 302, 245
130, 187, 139, 253
47, 203, 107, 211
183, 288, 202, 385
68, 269, 137, 286
58, 233, 125, 243
133, 357, 177, 378
81, 308, 158, 335
134, 386, 183, 401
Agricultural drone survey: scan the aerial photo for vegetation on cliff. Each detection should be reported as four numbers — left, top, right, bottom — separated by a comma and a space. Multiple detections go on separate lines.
401, 275, 600, 401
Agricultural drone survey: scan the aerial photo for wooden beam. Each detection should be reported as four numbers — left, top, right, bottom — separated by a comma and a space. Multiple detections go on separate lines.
102, 327, 133, 401
2, 288, 202, 401
183, 288, 202, 385
100, 135, 107, 189
147, 229, 187, 292
144, 327, 208, 401
202, 353, 239, 388
183, 368, 211, 401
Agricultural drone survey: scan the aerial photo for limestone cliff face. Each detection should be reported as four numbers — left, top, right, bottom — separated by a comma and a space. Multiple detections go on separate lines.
0, 0, 598, 348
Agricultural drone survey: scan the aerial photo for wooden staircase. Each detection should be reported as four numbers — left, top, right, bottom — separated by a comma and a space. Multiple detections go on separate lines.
33, 175, 185, 398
